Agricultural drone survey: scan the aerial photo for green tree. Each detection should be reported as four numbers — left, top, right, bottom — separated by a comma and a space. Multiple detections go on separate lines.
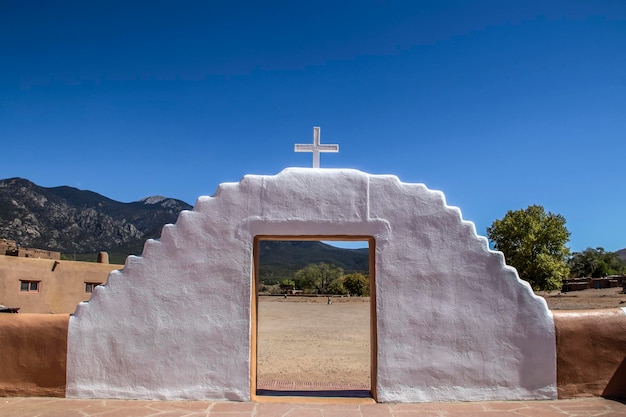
486, 205, 570, 291
342, 273, 370, 296
327, 279, 347, 295
568, 247, 626, 278
294, 263, 343, 294
279, 279, 296, 291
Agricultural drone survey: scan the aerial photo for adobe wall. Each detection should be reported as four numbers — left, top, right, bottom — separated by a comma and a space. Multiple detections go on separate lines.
0, 314, 69, 397
66, 169, 557, 402
0, 255, 121, 314
16, 248, 62, 260
555, 308, 626, 399
2, 309, 625, 399
0, 239, 61, 259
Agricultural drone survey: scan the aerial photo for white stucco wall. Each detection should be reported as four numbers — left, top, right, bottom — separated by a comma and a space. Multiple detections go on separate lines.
66, 168, 556, 402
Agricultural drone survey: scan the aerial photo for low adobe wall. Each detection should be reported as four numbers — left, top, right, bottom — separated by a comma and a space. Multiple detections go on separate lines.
554, 308, 626, 399
0, 309, 624, 400
0, 314, 69, 397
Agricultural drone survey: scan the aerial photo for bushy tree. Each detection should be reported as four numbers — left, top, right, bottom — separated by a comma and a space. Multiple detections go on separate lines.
294, 263, 343, 294
342, 273, 370, 296
327, 279, 347, 295
279, 279, 296, 291
568, 247, 626, 278
487, 205, 570, 291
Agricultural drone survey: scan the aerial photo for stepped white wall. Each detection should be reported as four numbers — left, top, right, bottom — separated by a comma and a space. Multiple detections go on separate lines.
66, 168, 557, 402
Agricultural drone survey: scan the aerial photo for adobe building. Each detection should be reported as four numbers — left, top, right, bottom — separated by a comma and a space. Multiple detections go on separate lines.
0, 254, 122, 314
0, 239, 17, 255
1, 238, 61, 260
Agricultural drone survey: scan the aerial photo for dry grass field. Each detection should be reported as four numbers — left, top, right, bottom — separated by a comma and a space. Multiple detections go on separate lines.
257, 296, 371, 389
537, 287, 626, 310
256, 287, 626, 389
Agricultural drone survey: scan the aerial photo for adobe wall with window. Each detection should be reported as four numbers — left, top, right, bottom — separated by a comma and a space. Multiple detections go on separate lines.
0, 255, 121, 314
66, 168, 558, 402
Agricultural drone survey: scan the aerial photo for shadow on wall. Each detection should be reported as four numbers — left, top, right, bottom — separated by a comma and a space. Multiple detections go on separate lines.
603, 356, 626, 400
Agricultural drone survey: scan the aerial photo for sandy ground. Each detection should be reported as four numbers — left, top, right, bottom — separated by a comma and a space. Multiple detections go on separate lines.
537, 287, 626, 310
256, 288, 626, 387
257, 296, 371, 388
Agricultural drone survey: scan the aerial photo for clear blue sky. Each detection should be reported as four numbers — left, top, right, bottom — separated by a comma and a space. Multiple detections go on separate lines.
1, 1, 624, 252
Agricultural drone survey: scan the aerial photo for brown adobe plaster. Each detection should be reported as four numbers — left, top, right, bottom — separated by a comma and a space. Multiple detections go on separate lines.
0, 314, 69, 397
554, 308, 626, 399
0, 309, 624, 400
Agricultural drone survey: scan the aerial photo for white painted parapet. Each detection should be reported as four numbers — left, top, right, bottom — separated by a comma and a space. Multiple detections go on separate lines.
66, 168, 556, 402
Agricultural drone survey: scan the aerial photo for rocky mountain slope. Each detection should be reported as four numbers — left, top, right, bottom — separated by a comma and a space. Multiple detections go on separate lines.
0, 177, 192, 254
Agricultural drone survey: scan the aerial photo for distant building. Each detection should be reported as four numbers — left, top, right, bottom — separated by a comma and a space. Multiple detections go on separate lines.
562, 276, 625, 292
0, 239, 18, 255
1, 238, 61, 260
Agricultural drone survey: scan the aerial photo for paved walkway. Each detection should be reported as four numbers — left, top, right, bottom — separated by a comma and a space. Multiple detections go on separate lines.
1, 397, 625, 417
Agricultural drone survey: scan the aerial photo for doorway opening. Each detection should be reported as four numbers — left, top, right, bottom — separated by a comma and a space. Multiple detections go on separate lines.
251, 236, 377, 401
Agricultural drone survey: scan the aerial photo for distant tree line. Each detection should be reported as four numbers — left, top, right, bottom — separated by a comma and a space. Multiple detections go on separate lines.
277, 262, 370, 296
567, 247, 626, 278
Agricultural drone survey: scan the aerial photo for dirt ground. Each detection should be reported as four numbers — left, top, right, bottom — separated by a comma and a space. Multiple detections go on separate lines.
257, 296, 371, 388
537, 287, 626, 310
256, 288, 626, 387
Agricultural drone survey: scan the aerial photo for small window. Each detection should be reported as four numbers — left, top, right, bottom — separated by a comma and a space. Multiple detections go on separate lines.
20, 280, 40, 293
85, 282, 101, 293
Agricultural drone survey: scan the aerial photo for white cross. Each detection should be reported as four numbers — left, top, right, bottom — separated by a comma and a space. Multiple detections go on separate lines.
294, 126, 339, 168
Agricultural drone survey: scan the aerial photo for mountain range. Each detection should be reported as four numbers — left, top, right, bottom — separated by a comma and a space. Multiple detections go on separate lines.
0, 177, 192, 256
0, 178, 369, 279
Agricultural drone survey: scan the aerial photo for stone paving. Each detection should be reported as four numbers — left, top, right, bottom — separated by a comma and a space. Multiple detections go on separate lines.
1, 397, 625, 417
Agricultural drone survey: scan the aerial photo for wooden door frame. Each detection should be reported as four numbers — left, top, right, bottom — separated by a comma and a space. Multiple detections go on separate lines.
250, 235, 377, 402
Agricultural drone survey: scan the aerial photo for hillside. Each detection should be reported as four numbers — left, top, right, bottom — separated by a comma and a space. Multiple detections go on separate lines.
0, 177, 192, 254
616, 248, 626, 261
258, 240, 369, 284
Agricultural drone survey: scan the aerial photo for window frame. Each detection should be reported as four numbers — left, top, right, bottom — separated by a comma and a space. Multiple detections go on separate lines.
20, 280, 40, 293
85, 282, 102, 293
